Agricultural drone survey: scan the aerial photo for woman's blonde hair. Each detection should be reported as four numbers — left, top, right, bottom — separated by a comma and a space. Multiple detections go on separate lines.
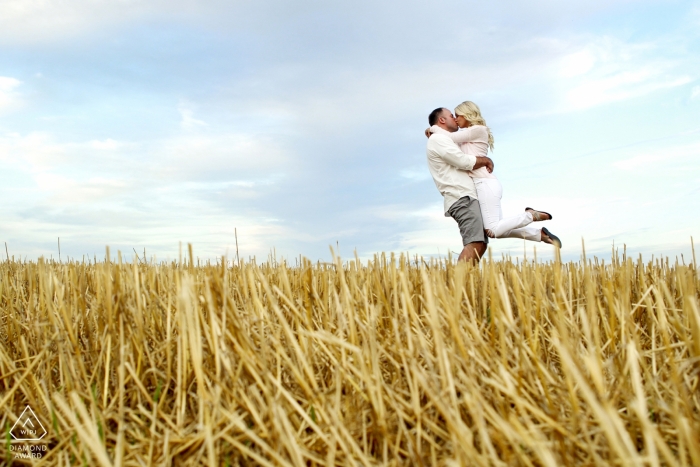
454, 101, 494, 151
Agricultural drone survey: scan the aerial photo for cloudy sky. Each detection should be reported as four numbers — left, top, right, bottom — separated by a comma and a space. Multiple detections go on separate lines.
1, 0, 699, 263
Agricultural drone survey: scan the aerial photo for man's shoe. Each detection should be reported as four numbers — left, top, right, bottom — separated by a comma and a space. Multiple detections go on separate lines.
542, 227, 562, 248
526, 207, 553, 221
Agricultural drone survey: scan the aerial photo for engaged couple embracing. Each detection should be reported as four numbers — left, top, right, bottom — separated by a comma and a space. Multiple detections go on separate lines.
425, 101, 562, 263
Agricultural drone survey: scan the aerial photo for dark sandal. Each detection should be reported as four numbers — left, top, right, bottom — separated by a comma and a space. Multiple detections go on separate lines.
542, 227, 562, 248
525, 207, 553, 221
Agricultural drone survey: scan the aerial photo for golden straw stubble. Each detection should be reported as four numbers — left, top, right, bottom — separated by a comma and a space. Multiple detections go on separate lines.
1, 250, 699, 466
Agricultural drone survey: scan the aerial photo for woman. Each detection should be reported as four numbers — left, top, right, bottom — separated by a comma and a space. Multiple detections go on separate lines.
427, 101, 561, 247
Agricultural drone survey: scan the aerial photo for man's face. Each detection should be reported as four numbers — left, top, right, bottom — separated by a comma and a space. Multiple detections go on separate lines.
439, 109, 459, 132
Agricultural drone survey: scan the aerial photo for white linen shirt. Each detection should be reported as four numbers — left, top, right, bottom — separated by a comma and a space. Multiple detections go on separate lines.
430, 124, 495, 179
426, 126, 478, 215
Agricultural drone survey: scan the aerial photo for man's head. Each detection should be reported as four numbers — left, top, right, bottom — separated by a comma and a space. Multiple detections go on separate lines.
428, 107, 458, 132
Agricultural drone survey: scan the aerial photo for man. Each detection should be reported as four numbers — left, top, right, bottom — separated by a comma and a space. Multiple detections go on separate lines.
426, 107, 494, 263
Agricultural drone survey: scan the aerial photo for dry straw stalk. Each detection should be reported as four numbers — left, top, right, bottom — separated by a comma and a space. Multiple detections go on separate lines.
1, 248, 699, 466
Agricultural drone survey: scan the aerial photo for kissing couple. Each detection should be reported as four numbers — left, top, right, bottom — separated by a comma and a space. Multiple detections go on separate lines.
425, 101, 561, 263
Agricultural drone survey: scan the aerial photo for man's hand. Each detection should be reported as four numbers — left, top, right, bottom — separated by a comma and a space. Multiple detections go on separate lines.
474, 156, 494, 173
425, 128, 432, 139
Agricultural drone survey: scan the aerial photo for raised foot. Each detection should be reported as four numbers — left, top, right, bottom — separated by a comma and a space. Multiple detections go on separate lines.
541, 227, 562, 248
526, 207, 553, 221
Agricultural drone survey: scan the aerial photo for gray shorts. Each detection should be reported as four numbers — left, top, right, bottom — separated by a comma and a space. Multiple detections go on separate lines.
447, 196, 489, 246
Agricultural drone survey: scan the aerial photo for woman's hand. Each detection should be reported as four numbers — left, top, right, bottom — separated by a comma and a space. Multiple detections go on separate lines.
425, 128, 432, 139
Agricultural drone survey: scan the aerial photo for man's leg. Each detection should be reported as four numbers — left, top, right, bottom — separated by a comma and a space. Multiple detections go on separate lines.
458, 241, 487, 263
448, 196, 489, 264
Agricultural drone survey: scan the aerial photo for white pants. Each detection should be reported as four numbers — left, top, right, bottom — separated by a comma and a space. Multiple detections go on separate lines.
473, 177, 541, 242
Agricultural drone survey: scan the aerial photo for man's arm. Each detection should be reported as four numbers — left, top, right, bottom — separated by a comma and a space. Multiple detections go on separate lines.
429, 135, 477, 170
473, 156, 494, 173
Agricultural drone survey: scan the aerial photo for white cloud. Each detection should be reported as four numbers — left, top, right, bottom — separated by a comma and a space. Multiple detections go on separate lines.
275, 28, 697, 134
33, 172, 131, 204
692, 85, 700, 100
179, 108, 207, 128
0, 126, 288, 183
0, 0, 203, 44
0, 76, 20, 91
0, 1, 697, 263
691, 6, 700, 26
0, 76, 21, 113
613, 140, 700, 171
559, 49, 596, 78
558, 37, 695, 111
0, 132, 133, 204
0, 128, 301, 259
90, 139, 122, 150
152, 133, 288, 182
178, 101, 208, 129
613, 153, 666, 171
0, 132, 62, 170
0, 127, 291, 216
568, 74, 691, 110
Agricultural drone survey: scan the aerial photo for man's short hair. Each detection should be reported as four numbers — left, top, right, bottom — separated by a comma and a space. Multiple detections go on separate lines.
428, 108, 445, 126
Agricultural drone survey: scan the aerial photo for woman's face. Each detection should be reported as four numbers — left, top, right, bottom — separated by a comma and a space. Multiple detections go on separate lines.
455, 115, 471, 128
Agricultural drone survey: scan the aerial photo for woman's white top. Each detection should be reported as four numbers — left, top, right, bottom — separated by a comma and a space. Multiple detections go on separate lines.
430, 124, 496, 179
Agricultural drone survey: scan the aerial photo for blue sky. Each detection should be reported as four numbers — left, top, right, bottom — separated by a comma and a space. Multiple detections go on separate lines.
1, 0, 698, 263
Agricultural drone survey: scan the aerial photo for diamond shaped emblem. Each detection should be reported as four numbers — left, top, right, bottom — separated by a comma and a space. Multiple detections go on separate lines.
10, 406, 47, 441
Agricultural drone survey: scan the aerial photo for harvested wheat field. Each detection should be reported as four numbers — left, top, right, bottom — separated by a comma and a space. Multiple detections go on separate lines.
1, 246, 700, 466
